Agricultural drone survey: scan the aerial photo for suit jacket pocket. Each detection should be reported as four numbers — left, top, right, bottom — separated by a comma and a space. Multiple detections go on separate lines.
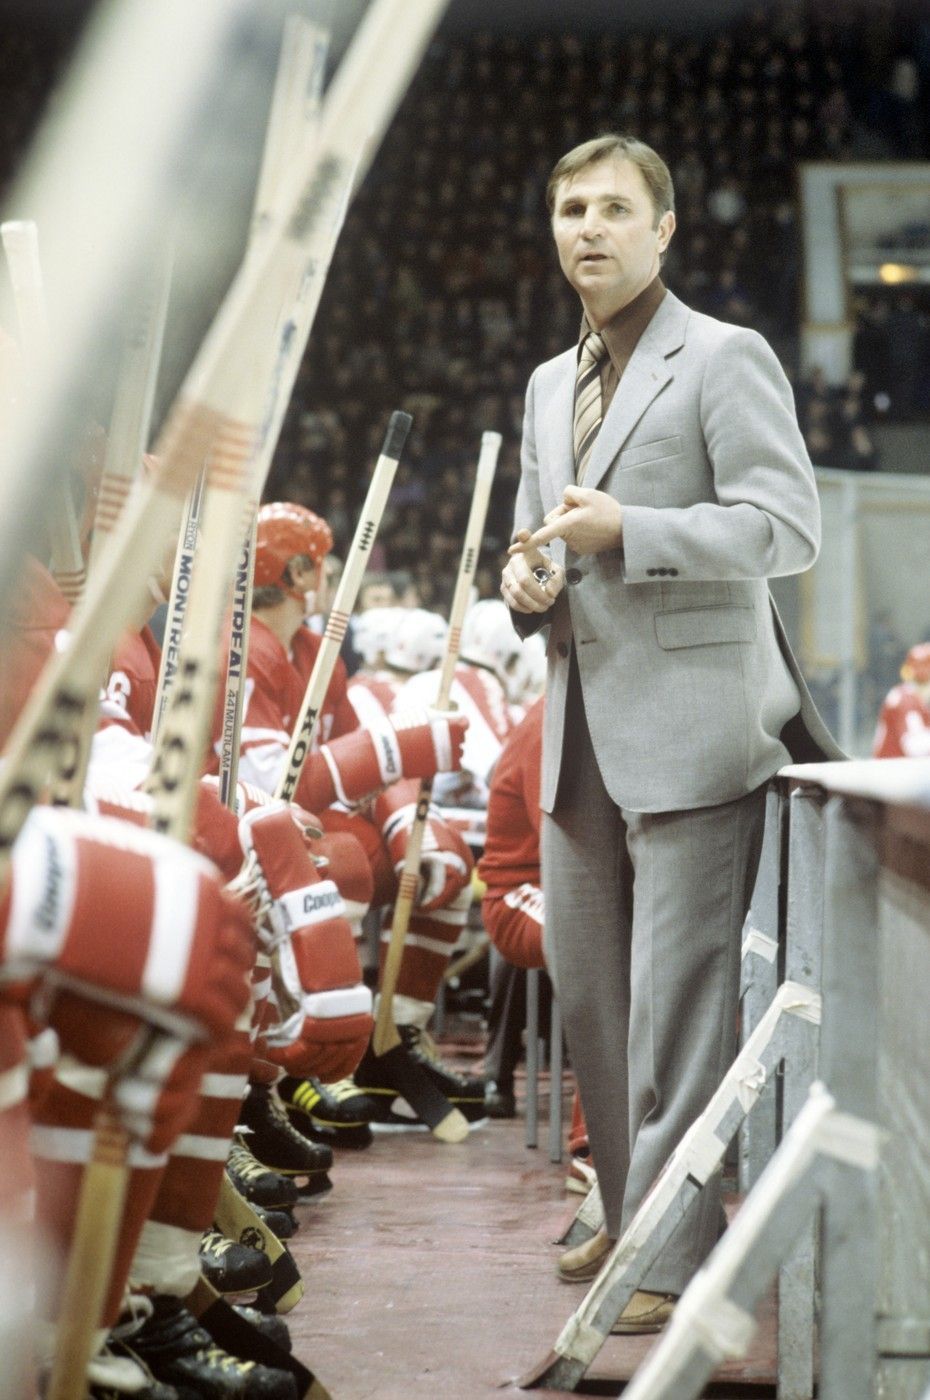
617, 434, 682, 470
655, 605, 757, 650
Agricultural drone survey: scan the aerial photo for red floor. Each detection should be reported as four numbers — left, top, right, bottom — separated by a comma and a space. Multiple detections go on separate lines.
284, 1069, 778, 1400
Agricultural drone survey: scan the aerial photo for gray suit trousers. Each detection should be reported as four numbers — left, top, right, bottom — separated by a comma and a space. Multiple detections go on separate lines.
542, 657, 766, 1294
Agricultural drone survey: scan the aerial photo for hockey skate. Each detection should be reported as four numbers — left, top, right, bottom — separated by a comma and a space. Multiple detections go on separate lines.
199, 1228, 274, 1296
236, 1083, 333, 1196
226, 1142, 299, 1210
127, 1295, 298, 1399
277, 1075, 376, 1150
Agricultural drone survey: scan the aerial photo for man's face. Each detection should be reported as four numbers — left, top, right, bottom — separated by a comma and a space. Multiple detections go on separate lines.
551, 157, 674, 319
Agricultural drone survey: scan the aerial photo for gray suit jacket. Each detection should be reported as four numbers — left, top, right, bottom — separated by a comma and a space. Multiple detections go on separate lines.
513, 290, 842, 814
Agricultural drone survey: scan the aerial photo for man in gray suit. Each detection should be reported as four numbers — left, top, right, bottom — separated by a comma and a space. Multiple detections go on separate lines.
501, 134, 840, 1333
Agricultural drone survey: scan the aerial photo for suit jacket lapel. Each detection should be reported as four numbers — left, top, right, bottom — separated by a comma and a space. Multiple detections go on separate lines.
542, 357, 576, 501
584, 292, 688, 493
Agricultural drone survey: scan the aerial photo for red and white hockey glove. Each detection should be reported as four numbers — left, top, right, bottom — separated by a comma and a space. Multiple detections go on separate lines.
298, 708, 468, 811
0, 806, 254, 1043
304, 829, 373, 923
374, 779, 473, 913
87, 774, 247, 885
238, 804, 373, 1082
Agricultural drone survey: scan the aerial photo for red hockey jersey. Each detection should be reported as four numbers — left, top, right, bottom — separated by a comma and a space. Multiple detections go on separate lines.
346, 670, 402, 728
478, 697, 543, 893
873, 683, 930, 759
210, 616, 357, 801
98, 625, 162, 739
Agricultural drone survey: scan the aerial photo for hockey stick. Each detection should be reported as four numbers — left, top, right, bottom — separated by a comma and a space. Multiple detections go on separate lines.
371, 431, 502, 1130
217, 18, 329, 808
0, 0, 266, 628
52, 245, 174, 808
0, 219, 86, 601
0, 0, 447, 887
272, 412, 411, 806
88, 245, 173, 572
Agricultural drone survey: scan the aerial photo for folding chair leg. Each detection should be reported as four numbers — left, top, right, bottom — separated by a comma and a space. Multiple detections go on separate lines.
547, 996, 563, 1165
525, 967, 539, 1149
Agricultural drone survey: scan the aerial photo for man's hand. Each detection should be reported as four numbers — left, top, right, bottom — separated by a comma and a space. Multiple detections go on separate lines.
500, 531, 564, 614
509, 485, 623, 558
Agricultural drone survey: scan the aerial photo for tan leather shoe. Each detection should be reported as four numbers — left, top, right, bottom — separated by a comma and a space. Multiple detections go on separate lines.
610, 1289, 677, 1334
557, 1227, 613, 1283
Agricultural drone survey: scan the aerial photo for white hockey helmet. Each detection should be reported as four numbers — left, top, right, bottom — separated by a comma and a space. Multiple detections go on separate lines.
460, 598, 523, 691
384, 608, 448, 674
353, 606, 404, 666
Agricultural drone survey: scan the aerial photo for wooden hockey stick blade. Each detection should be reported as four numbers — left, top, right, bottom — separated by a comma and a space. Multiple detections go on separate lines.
215, 1173, 303, 1313
369, 1042, 469, 1142
186, 1278, 330, 1400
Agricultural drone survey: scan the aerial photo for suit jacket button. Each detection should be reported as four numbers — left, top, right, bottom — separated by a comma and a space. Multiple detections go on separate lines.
556, 641, 569, 658
646, 568, 657, 577
565, 567, 582, 585
669, 568, 678, 576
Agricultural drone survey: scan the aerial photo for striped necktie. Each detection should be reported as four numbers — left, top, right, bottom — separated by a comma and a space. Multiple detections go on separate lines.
573, 330, 608, 484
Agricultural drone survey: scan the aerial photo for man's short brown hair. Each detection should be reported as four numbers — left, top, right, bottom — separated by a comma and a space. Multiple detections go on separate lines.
546, 134, 675, 226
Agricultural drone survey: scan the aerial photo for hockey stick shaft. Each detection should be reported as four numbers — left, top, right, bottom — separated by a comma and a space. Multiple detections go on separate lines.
373, 430, 502, 1056
52, 247, 174, 808
217, 18, 328, 809
88, 242, 173, 572
0, 219, 86, 600
250, 17, 328, 244
147, 48, 354, 827
274, 411, 411, 805
46, 1108, 129, 1400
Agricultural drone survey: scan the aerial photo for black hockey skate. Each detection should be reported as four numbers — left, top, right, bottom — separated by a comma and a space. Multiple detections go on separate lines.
199, 1228, 273, 1296
277, 1075, 375, 1150
236, 1083, 332, 1196
128, 1295, 297, 1400
225, 1142, 298, 1210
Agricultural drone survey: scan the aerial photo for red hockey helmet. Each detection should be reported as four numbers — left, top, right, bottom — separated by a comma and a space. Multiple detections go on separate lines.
901, 642, 930, 684
254, 503, 332, 600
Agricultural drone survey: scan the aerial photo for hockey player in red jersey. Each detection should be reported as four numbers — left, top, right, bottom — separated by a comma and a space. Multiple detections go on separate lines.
479, 696, 545, 972
873, 642, 930, 758
222, 503, 485, 1126
477, 698, 590, 1180
345, 605, 405, 723
0, 803, 258, 1394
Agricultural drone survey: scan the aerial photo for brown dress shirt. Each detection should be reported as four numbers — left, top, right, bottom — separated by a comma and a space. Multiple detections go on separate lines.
579, 274, 667, 417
